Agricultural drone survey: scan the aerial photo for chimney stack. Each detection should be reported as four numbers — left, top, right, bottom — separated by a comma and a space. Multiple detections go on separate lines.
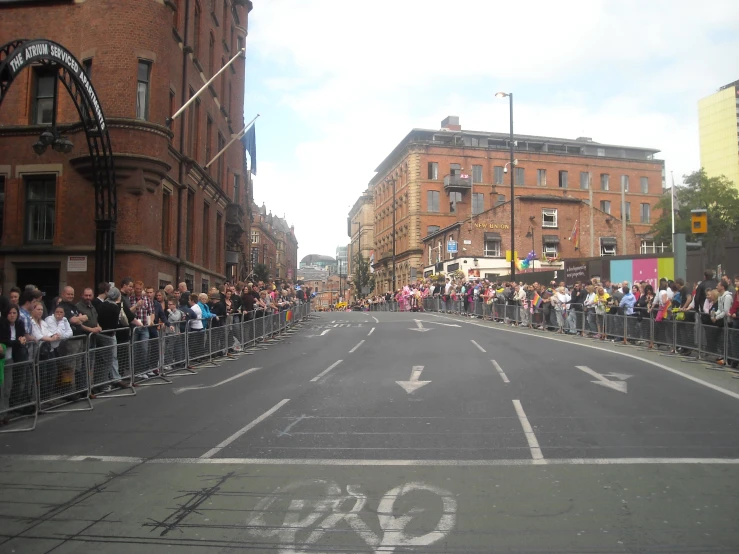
441, 116, 461, 131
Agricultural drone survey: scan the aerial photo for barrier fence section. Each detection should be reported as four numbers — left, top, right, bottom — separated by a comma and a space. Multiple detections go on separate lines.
0, 302, 313, 433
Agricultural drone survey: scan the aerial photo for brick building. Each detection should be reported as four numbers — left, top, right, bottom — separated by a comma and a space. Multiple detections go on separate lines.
0, 0, 255, 301
248, 203, 298, 282
422, 195, 640, 280
347, 189, 374, 276
364, 116, 666, 293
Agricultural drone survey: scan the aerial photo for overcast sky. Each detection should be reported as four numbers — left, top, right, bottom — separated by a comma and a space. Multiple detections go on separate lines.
244, 0, 739, 260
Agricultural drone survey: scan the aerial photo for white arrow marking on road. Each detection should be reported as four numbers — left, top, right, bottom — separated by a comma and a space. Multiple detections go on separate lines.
320, 329, 330, 336
409, 319, 431, 332
396, 365, 431, 393
425, 321, 461, 327
604, 372, 633, 380
174, 367, 262, 394
576, 365, 628, 394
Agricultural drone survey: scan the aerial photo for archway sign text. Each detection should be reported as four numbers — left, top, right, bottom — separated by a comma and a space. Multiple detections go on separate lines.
7, 40, 106, 131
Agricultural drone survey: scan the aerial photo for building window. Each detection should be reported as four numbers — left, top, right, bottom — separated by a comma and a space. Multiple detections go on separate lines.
640, 203, 650, 223
233, 174, 240, 203
201, 278, 209, 294
600, 200, 611, 214
187, 88, 196, 157
193, 1, 201, 57
537, 169, 547, 187
542, 208, 557, 228
580, 171, 589, 190
428, 162, 438, 180
621, 175, 629, 192
203, 203, 210, 266
162, 189, 171, 252
495, 194, 506, 207
600, 238, 617, 256
484, 239, 501, 257
82, 58, 92, 80
514, 167, 525, 186
472, 165, 483, 184
251, 246, 259, 265
136, 60, 151, 120
624, 201, 631, 222
427, 225, 440, 234
449, 191, 462, 213
543, 242, 558, 257
216, 213, 222, 271
427, 190, 440, 212
597, 147, 605, 156
0, 176, 4, 242
186, 190, 195, 260
220, 57, 226, 98
32, 68, 56, 125
450, 163, 461, 176
251, 230, 259, 243
217, 132, 225, 185
640, 176, 649, 194
600, 173, 610, 191
640, 240, 670, 254
559, 170, 568, 188
205, 115, 213, 171
472, 193, 484, 215
25, 175, 56, 244
494, 166, 504, 185
209, 32, 215, 75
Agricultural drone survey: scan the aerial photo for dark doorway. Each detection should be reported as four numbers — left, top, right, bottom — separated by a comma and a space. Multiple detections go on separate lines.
17, 267, 60, 313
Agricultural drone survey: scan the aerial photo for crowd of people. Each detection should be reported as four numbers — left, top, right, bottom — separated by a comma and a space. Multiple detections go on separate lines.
0, 278, 312, 424
363, 270, 738, 367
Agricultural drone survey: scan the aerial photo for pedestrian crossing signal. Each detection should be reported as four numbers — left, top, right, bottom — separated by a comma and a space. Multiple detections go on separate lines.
691, 209, 707, 234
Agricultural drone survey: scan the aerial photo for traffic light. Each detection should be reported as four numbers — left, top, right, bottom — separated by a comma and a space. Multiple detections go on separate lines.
691, 209, 707, 234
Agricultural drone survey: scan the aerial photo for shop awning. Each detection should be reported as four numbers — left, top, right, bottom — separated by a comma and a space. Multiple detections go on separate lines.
484, 232, 501, 241
542, 235, 560, 244
600, 237, 617, 246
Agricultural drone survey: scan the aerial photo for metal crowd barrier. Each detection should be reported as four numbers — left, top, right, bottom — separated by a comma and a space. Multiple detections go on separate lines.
0, 302, 313, 432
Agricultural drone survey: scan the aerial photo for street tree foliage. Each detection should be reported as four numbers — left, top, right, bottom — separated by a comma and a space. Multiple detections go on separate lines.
352, 253, 375, 297
253, 263, 270, 283
652, 169, 739, 267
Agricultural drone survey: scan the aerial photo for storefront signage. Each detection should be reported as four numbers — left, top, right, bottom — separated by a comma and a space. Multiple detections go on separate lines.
5, 40, 106, 131
474, 223, 510, 230
564, 262, 588, 286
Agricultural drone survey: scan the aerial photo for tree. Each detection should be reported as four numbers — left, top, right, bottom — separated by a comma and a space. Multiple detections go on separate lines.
351, 253, 374, 298
253, 263, 270, 283
652, 169, 739, 267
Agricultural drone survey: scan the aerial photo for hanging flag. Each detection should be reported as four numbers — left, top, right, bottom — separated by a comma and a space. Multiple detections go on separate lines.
571, 220, 579, 250
671, 184, 680, 213
240, 123, 257, 175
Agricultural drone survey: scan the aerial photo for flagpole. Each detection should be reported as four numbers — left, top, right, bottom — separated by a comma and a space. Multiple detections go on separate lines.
168, 47, 246, 124
205, 113, 259, 169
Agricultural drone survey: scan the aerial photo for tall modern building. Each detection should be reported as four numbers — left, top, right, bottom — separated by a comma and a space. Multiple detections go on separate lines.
335, 245, 348, 277
698, 79, 739, 190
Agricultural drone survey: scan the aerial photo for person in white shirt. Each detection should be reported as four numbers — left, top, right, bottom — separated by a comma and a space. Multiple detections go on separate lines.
44, 305, 73, 352
30, 301, 59, 353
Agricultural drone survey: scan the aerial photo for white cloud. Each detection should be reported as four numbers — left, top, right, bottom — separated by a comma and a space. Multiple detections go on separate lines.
248, 0, 739, 259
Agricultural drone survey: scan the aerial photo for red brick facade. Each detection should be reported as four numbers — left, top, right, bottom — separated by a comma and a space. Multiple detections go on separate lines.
248, 204, 298, 283
368, 118, 665, 292
0, 0, 254, 298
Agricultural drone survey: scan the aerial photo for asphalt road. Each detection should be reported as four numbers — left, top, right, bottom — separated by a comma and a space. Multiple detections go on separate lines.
2, 310, 739, 553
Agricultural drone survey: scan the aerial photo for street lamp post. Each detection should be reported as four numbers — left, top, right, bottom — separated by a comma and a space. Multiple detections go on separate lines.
496, 92, 515, 281
388, 177, 397, 293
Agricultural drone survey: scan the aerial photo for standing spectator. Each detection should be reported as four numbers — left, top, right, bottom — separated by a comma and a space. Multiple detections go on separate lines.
695, 270, 717, 316
209, 292, 227, 356
76, 288, 102, 340
178, 282, 190, 308
129, 281, 155, 376
8, 287, 21, 306
712, 281, 733, 365
95, 287, 127, 387
0, 305, 29, 423
58, 286, 89, 391
93, 282, 110, 311
164, 297, 185, 370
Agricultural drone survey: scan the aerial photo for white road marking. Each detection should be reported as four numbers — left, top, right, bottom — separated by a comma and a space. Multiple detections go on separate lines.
576, 365, 628, 394
173, 367, 262, 394
428, 313, 739, 402
491, 360, 510, 383
396, 365, 431, 393
200, 399, 290, 459
368, 327, 375, 336
372, 316, 379, 323
512, 399, 544, 461
470, 339, 486, 353
409, 319, 431, 332
320, 329, 330, 336
349, 340, 365, 353
310, 360, 343, 382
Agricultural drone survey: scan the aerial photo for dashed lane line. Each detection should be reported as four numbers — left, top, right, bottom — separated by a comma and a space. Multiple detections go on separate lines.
349, 340, 365, 353
470, 339, 486, 353
492, 360, 510, 383
513, 399, 543, 461
310, 360, 343, 382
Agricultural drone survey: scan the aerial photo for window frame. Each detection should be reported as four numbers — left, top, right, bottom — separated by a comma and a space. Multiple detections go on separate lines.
600, 173, 610, 191
640, 203, 650, 223
449, 191, 462, 213
537, 168, 547, 187
31, 67, 57, 125
559, 170, 568, 188
472, 164, 483, 184
542, 208, 558, 228
484, 240, 501, 257
640, 176, 649, 194
543, 243, 558, 257
494, 166, 504, 185
472, 192, 484, 215
514, 167, 524, 186
427, 190, 440, 213
24, 174, 57, 244
428, 162, 438, 180
136, 60, 152, 120
251, 230, 259, 244
621, 174, 629, 192
579, 171, 589, 190
600, 238, 617, 256
600, 200, 611, 214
